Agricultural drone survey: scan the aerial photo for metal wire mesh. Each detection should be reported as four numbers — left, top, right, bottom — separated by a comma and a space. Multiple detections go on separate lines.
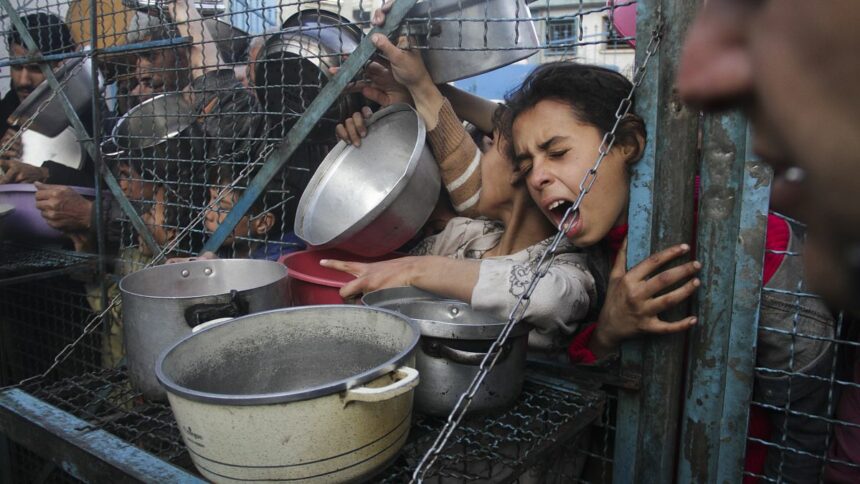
741, 213, 859, 483
0, 242, 95, 283
14, 368, 602, 482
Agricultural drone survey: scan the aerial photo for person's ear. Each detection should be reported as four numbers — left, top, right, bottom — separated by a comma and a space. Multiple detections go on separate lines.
251, 212, 275, 235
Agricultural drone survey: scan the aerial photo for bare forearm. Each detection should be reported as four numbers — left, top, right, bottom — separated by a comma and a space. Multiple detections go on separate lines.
169, 0, 222, 73
411, 256, 480, 303
437, 84, 497, 133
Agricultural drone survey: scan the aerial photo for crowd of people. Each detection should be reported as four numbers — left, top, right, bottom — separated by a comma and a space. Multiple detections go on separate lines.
0, 0, 857, 482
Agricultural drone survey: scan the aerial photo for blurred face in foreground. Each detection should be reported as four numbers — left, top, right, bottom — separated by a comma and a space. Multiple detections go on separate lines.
677, 0, 860, 307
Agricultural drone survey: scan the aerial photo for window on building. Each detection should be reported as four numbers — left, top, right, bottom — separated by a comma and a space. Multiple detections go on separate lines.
603, 15, 632, 49
352, 8, 371, 23
546, 18, 578, 56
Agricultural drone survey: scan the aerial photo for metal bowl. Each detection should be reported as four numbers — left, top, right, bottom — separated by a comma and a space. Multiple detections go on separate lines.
294, 104, 441, 257
111, 92, 197, 159
406, 0, 539, 83
8, 56, 94, 137
255, 10, 363, 137
0, 184, 96, 240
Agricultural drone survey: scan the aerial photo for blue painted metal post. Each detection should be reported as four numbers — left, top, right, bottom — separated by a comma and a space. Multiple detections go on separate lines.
677, 114, 770, 483
202, 0, 419, 253
613, 1, 701, 482
0, 0, 161, 255
0, 388, 204, 482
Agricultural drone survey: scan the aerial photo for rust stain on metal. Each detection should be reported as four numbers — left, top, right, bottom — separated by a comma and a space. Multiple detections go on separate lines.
683, 420, 712, 482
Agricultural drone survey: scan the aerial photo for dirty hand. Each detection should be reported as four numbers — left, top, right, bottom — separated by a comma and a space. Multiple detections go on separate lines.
335, 107, 374, 147
0, 129, 22, 159
33, 182, 93, 231
331, 61, 413, 107
320, 257, 424, 298
370, 33, 433, 90
590, 239, 701, 357
166, 251, 218, 264
0, 158, 49, 184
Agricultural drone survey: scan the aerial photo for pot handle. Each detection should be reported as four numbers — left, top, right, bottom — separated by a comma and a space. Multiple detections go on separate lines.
343, 366, 419, 404
184, 289, 249, 328
426, 341, 512, 366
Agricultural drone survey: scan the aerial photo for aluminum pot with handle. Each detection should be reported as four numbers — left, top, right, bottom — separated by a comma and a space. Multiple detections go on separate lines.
294, 104, 441, 257
119, 259, 288, 401
404, 0, 540, 84
156, 305, 420, 483
363, 286, 529, 416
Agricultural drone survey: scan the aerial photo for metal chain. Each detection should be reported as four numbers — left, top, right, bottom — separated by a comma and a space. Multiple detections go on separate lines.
410, 13, 663, 482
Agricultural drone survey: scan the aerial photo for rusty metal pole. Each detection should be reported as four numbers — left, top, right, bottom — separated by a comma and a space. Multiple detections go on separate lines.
677, 115, 770, 483
612, 0, 701, 482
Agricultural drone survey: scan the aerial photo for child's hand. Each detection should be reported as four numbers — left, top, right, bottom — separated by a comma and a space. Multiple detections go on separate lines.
335, 107, 374, 147
590, 239, 701, 357
370, 33, 433, 90
320, 257, 421, 298
331, 61, 413, 107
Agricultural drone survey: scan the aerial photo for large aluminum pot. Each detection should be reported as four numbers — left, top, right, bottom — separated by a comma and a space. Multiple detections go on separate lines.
295, 104, 441, 257
119, 259, 288, 401
363, 287, 529, 416
156, 305, 420, 483
405, 0, 539, 83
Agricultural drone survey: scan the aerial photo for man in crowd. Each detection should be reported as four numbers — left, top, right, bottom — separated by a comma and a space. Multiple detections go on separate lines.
0, 12, 93, 187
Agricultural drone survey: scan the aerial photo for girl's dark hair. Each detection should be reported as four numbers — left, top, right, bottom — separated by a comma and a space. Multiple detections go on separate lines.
498, 62, 646, 164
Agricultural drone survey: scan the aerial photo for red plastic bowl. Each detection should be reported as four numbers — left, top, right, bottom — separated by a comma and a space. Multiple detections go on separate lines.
279, 248, 404, 306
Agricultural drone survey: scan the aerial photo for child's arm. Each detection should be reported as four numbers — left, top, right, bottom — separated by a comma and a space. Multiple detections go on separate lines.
371, 34, 483, 218
167, 0, 223, 75
437, 83, 499, 135
471, 251, 596, 348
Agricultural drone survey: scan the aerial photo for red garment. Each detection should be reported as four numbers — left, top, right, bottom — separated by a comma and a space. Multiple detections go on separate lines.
567, 215, 791, 483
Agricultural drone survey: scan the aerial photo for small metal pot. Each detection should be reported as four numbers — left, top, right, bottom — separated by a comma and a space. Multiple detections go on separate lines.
294, 104, 441, 257
405, 0, 540, 84
363, 287, 529, 416
119, 259, 289, 400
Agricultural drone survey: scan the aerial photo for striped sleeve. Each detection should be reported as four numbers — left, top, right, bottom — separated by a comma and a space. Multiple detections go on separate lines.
426, 98, 482, 218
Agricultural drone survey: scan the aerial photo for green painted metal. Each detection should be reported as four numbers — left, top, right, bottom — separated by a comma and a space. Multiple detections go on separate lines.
614, 1, 701, 482
0, 0, 161, 255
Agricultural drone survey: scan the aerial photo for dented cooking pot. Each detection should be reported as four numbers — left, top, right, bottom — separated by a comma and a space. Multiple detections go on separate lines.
363, 286, 529, 416
119, 259, 288, 400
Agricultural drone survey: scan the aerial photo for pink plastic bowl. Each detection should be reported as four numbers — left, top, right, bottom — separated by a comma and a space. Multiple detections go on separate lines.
279, 248, 404, 306
0, 183, 97, 241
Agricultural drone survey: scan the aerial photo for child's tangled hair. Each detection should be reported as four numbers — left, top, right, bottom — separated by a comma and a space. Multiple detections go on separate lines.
498, 62, 646, 167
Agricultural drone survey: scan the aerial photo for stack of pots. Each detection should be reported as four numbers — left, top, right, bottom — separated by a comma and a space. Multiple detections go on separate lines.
119, 259, 289, 400
363, 287, 529, 416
